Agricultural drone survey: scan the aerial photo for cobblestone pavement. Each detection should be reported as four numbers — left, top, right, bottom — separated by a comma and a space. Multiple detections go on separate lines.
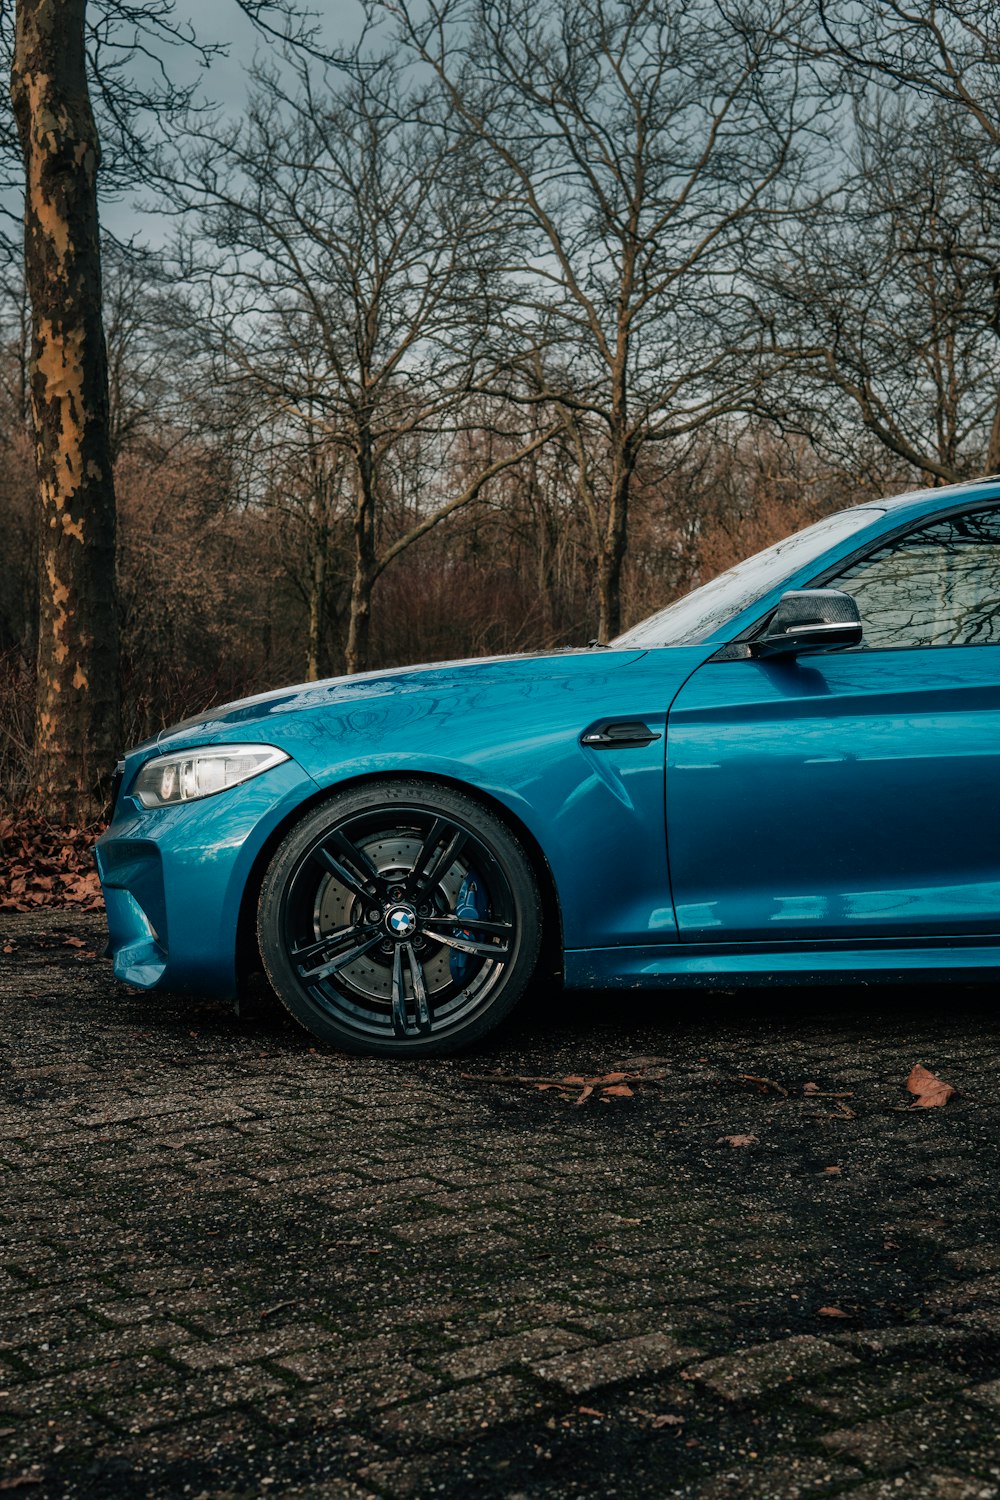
2, 911, 1000, 1499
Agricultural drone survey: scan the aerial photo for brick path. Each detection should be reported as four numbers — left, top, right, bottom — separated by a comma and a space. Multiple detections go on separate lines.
2, 911, 1000, 1497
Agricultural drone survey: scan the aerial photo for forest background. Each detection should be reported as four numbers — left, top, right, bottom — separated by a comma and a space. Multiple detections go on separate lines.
0, 0, 997, 863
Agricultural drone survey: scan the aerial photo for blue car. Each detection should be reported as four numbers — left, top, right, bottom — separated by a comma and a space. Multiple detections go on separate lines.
97, 476, 1000, 1054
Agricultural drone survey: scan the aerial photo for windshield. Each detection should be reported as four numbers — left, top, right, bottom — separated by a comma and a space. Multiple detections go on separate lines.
611, 507, 883, 648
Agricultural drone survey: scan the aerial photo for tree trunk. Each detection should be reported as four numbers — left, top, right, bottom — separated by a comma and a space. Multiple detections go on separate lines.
305, 522, 327, 681
11, 0, 119, 823
986, 388, 1000, 476
597, 438, 634, 643
345, 447, 376, 675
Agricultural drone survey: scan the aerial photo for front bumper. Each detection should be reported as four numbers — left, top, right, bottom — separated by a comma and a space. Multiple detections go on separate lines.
95, 757, 318, 996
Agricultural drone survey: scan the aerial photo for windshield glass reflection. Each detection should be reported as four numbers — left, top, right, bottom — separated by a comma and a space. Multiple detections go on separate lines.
611, 507, 882, 648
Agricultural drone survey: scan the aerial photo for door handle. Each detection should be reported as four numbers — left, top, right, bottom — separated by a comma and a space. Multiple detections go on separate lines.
580, 718, 661, 748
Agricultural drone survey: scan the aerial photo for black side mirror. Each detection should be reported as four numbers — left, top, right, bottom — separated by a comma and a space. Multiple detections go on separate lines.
753, 588, 862, 659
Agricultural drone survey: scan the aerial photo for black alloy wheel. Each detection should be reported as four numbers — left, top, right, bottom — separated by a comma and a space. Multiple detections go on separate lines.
257, 779, 542, 1056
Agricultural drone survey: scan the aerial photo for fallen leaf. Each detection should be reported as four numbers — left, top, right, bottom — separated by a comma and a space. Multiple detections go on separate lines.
650, 1413, 685, 1428
738, 1074, 788, 1097
718, 1134, 758, 1147
803, 1081, 820, 1094
601, 1084, 634, 1098
577, 1406, 604, 1418
574, 1084, 595, 1106
906, 1064, 955, 1109
817, 1305, 848, 1318
821, 1165, 842, 1175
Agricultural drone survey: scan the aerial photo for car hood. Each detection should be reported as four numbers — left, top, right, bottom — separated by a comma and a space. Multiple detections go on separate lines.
138, 647, 649, 756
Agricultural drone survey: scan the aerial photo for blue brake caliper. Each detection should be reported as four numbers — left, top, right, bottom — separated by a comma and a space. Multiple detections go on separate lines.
450, 871, 485, 984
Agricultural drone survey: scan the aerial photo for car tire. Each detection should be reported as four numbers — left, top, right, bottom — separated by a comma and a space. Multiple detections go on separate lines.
257, 778, 542, 1056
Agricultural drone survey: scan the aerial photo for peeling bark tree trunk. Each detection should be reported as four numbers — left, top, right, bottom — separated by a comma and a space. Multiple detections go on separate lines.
11, 0, 119, 822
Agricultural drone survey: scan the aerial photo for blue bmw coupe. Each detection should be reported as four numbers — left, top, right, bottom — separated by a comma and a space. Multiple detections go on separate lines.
97, 477, 1000, 1054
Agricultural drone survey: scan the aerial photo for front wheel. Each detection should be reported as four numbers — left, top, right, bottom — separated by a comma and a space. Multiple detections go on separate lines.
257, 779, 542, 1056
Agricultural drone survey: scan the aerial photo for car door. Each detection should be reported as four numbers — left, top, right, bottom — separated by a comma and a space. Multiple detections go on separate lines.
664, 503, 1000, 944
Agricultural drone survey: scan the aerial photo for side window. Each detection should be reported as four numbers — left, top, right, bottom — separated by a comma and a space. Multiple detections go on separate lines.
830, 507, 1000, 649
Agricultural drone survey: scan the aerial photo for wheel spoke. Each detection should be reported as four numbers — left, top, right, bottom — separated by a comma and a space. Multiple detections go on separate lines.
430, 929, 509, 960
313, 844, 372, 903
403, 942, 432, 1032
327, 827, 380, 885
423, 914, 513, 937
390, 943, 409, 1038
415, 826, 468, 896
291, 928, 359, 965
298, 932, 382, 984
411, 818, 447, 887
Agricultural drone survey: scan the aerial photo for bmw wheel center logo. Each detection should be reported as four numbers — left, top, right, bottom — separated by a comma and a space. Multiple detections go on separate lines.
387, 906, 417, 938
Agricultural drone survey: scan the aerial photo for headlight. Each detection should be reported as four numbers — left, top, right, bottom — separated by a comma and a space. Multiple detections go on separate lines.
133, 745, 290, 808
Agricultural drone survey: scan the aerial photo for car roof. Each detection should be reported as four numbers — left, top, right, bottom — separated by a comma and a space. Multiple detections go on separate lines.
869, 474, 1000, 522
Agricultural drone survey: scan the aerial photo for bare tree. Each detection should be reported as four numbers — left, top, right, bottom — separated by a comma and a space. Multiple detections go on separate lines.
812, 2, 1000, 477
4, 0, 333, 820
759, 95, 1000, 482
380, 0, 819, 637
818, 0, 1000, 149
180, 47, 560, 674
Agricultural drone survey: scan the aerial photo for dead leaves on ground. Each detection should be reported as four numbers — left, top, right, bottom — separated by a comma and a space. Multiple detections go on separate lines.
0, 816, 103, 911
465, 1057, 959, 1120
905, 1063, 956, 1108
462, 1062, 670, 1105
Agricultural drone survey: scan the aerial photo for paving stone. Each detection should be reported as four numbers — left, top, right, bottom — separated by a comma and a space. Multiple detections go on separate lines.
842, 1473, 999, 1499
961, 1379, 1000, 1412
829, 1367, 970, 1421
818, 1400, 983, 1471
6, 911, 1000, 1497
530, 1332, 698, 1395
842, 1327, 981, 1357
275, 1335, 414, 1379
372, 1373, 545, 1445
690, 1336, 860, 1402
689, 1455, 862, 1499
171, 1324, 334, 1371
437, 1324, 591, 1380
